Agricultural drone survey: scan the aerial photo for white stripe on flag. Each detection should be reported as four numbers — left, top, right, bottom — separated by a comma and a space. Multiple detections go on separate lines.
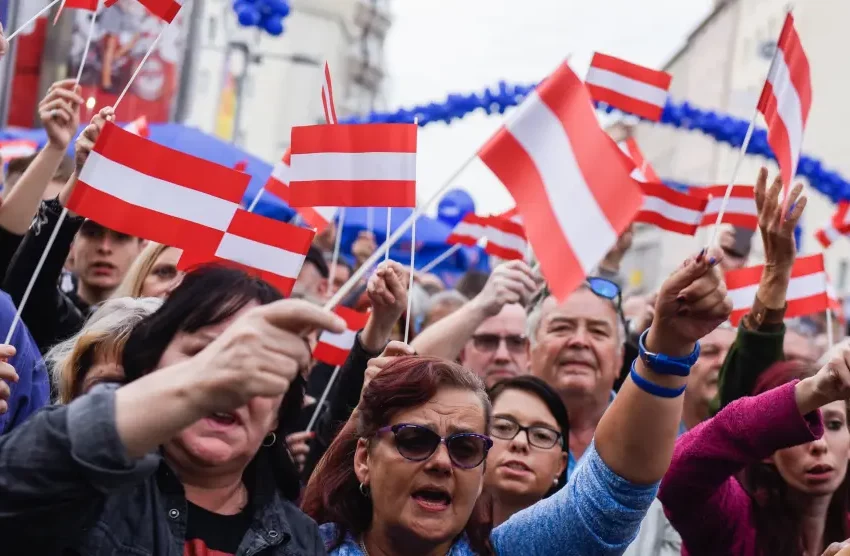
823, 227, 841, 244
642, 196, 703, 225
290, 152, 417, 181
452, 221, 488, 238
704, 196, 757, 217
766, 48, 805, 177
272, 162, 290, 183
319, 328, 358, 351
215, 234, 307, 278
80, 151, 239, 230
585, 67, 668, 108
504, 91, 617, 273
730, 272, 826, 310
487, 229, 526, 253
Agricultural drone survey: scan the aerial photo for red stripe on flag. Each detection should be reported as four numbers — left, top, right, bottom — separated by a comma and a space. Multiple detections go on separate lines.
635, 182, 706, 235
487, 215, 526, 238
786, 293, 831, 321
298, 207, 333, 231
138, 0, 183, 22
265, 180, 290, 202
313, 343, 351, 367
778, 15, 813, 120
65, 0, 98, 9
67, 181, 225, 249
290, 124, 418, 154
585, 86, 665, 122
758, 81, 797, 188
789, 253, 825, 277
590, 53, 673, 89
486, 243, 525, 261
226, 210, 315, 254
94, 122, 248, 203
536, 64, 644, 247
289, 180, 415, 208
336, 306, 370, 331
446, 234, 478, 247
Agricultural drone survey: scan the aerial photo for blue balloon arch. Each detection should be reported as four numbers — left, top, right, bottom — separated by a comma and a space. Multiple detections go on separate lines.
341, 80, 850, 206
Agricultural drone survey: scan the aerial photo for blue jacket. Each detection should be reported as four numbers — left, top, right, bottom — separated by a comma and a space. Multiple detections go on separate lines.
321, 442, 658, 556
0, 292, 49, 434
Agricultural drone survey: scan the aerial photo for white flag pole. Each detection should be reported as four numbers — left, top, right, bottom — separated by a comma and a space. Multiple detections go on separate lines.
419, 243, 461, 274
384, 208, 391, 262
114, 25, 167, 109
827, 308, 835, 349
74, 10, 98, 86
404, 213, 416, 343
366, 207, 374, 235
246, 188, 265, 212
5, 0, 62, 41
304, 364, 341, 433
328, 208, 346, 295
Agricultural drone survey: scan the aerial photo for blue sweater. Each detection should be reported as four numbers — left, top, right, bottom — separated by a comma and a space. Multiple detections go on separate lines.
321, 442, 658, 556
0, 292, 49, 434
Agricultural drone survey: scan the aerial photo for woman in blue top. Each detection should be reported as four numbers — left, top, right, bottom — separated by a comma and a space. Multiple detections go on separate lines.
302, 248, 732, 555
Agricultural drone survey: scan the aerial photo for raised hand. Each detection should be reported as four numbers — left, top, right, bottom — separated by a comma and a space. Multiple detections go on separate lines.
646, 249, 732, 357
188, 300, 345, 415
74, 107, 115, 174
286, 430, 315, 471
0, 21, 7, 60
755, 167, 806, 273
470, 260, 537, 317
351, 230, 377, 266
361, 260, 409, 352
796, 344, 850, 416
0, 345, 18, 415
361, 341, 415, 399
39, 80, 84, 151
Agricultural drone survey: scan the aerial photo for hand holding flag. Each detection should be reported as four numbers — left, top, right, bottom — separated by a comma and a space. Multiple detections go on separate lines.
73, 106, 115, 176
754, 167, 806, 276
39, 80, 83, 151
363, 260, 410, 351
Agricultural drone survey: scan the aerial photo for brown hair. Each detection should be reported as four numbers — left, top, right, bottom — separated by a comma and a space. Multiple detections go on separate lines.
112, 242, 180, 299
301, 356, 494, 554
4, 153, 74, 192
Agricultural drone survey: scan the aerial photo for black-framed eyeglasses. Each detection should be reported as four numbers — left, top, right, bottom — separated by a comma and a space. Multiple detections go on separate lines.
470, 333, 528, 354
490, 416, 563, 450
375, 423, 493, 469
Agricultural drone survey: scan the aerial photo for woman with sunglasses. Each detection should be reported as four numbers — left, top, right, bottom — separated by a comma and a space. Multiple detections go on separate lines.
303, 247, 732, 555
485, 376, 569, 526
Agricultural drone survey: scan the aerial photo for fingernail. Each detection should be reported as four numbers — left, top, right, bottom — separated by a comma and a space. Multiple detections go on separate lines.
676, 295, 686, 303
696, 248, 706, 262
708, 257, 717, 266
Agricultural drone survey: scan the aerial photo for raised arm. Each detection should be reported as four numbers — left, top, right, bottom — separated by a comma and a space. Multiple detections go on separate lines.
714, 168, 806, 412
0, 81, 82, 234
411, 260, 536, 360
660, 345, 850, 555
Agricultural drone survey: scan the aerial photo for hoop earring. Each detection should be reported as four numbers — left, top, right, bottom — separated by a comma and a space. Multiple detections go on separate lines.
262, 432, 277, 447
359, 482, 370, 497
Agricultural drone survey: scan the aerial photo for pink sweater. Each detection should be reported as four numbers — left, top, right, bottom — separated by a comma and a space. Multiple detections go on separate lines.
658, 381, 823, 556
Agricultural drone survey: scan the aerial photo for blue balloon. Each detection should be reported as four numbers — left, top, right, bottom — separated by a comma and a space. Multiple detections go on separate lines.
437, 189, 476, 228
263, 15, 284, 35
236, 4, 261, 26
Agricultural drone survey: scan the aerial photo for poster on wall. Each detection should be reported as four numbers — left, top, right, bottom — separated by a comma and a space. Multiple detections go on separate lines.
66, 0, 190, 123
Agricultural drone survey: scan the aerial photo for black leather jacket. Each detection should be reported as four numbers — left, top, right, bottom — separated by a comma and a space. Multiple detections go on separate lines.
0, 385, 327, 555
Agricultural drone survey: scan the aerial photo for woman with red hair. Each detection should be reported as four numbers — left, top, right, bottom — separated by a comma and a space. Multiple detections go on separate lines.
660, 355, 850, 556
303, 247, 731, 555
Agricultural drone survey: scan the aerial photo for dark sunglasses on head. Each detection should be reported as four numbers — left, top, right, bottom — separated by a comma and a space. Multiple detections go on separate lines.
375, 423, 493, 469
470, 333, 528, 354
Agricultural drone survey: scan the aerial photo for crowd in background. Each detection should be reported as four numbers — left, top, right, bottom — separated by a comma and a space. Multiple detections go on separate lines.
2, 28, 850, 555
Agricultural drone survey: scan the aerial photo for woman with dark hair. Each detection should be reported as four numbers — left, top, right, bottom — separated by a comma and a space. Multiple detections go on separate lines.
485, 376, 569, 526
302, 244, 731, 556
0, 265, 346, 555
659, 352, 850, 556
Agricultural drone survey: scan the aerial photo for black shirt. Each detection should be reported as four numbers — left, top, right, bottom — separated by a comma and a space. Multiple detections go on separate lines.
185, 502, 253, 556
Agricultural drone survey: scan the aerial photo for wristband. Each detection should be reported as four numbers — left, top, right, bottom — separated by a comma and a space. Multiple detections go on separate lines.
638, 329, 699, 377
629, 361, 687, 398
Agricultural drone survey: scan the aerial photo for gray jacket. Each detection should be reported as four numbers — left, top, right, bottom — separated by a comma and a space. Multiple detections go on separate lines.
0, 385, 326, 555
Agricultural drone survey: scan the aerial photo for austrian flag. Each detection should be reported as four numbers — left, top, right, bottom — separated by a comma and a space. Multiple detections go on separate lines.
636, 182, 708, 236
447, 214, 489, 247
585, 53, 672, 122
692, 185, 758, 230
288, 123, 417, 208
107, 0, 183, 22
725, 254, 831, 326
262, 147, 338, 232
313, 307, 370, 366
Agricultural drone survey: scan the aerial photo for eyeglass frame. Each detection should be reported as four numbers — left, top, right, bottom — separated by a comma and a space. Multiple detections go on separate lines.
490, 415, 564, 450
469, 333, 529, 354
374, 423, 494, 469
527, 276, 628, 339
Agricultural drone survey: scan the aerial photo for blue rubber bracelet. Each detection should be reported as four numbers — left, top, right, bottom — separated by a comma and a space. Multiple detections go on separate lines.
629, 361, 687, 398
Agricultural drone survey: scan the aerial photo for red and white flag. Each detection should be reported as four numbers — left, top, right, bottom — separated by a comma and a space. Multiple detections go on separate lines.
177, 209, 315, 296
757, 13, 812, 198
54, 0, 98, 24
68, 121, 249, 250
815, 202, 850, 249
479, 61, 643, 301
118, 0, 183, 22
585, 53, 672, 122
313, 306, 370, 366
0, 139, 38, 162
446, 213, 489, 246
262, 148, 338, 232
288, 123, 417, 208
636, 182, 708, 236
322, 62, 338, 125
620, 138, 661, 182
725, 254, 830, 326
692, 184, 758, 230
485, 214, 528, 261
123, 116, 150, 138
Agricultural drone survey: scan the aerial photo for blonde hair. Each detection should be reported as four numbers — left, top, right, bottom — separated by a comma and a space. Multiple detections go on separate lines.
112, 242, 176, 298
46, 297, 162, 403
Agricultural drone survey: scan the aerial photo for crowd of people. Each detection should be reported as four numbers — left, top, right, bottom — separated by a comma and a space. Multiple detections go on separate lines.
2, 26, 850, 556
